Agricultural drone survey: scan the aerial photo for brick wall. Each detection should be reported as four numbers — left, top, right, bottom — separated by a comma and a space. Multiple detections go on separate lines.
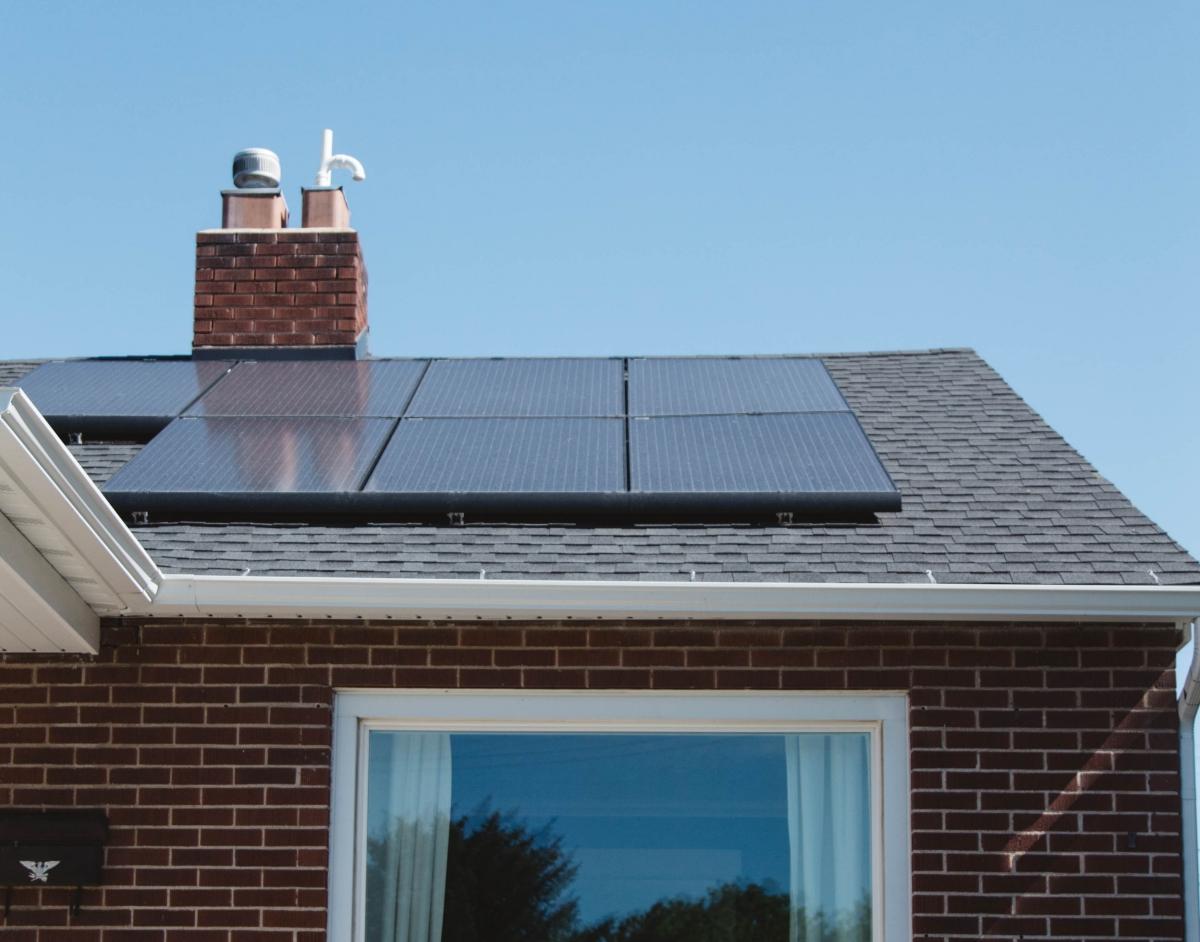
193, 231, 368, 351
0, 619, 1183, 941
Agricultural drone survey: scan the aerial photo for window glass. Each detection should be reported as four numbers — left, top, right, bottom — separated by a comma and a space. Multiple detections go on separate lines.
364, 731, 871, 942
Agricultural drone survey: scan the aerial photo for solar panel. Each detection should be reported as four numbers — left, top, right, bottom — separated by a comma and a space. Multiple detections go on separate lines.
629, 413, 899, 512
15, 359, 232, 438
405, 359, 624, 417
187, 360, 427, 417
365, 417, 625, 496
628, 357, 848, 416
104, 416, 394, 511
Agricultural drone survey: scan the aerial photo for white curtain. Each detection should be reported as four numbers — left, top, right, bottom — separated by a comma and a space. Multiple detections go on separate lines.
786, 734, 870, 942
379, 732, 453, 942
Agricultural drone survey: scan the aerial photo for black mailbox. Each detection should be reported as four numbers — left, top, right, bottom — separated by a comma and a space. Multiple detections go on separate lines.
0, 811, 108, 915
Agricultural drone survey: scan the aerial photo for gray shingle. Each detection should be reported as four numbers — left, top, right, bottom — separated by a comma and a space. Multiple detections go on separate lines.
69, 443, 142, 486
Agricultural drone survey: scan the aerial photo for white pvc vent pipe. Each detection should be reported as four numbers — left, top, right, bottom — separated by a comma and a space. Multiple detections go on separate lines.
314, 129, 365, 187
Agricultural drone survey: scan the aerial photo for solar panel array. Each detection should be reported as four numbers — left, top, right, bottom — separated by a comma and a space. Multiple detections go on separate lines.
82, 355, 900, 522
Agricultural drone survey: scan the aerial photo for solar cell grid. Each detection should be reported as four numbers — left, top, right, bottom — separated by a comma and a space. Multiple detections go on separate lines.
405, 358, 624, 417
186, 360, 427, 417
366, 417, 625, 493
629, 412, 896, 496
628, 357, 848, 416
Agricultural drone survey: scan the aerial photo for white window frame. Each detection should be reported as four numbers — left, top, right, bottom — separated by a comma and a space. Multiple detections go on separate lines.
328, 690, 911, 942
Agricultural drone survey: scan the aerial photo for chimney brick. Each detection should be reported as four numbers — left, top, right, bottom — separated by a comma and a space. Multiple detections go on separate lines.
193, 231, 368, 355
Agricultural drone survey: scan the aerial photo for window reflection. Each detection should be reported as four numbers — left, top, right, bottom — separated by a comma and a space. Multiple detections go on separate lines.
365, 732, 871, 942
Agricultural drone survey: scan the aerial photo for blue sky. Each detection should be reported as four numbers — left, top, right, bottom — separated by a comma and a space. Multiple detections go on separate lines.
1, 1, 1196, 563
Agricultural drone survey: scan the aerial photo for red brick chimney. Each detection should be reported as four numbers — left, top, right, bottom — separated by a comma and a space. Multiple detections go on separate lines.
193, 149, 368, 359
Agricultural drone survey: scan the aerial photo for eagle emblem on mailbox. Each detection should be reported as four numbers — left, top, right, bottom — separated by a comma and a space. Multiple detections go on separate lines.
20, 860, 60, 883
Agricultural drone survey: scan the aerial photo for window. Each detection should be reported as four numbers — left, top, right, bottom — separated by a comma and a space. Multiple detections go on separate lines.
329, 692, 910, 942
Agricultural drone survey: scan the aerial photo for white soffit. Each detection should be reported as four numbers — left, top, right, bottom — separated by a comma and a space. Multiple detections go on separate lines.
0, 388, 160, 651
0, 511, 98, 652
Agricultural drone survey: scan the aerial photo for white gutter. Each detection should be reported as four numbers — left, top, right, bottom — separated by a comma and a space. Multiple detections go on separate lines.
1180, 623, 1200, 942
0, 388, 161, 652
149, 573, 1200, 624
0, 389, 160, 611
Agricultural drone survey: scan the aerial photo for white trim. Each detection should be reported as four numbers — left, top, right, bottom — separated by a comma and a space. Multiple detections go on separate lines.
0, 388, 160, 612
328, 690, 911, 942
1179, 621, 1200, 942
0, 388, 161, 651
154, 572, 1200, 624
329, 694, 361, 942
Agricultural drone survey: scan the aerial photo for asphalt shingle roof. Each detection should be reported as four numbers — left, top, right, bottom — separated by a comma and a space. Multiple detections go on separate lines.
4, 349, 1197, 585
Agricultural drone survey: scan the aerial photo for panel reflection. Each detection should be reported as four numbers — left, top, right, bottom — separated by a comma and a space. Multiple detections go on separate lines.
106, 416, 394, 493
365, 732, 871, 942
186, 360, 427, 417
16, 359, 232, 417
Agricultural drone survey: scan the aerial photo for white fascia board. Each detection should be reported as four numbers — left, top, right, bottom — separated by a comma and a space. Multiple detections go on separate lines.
151, 573, 1200, 625
0, 511, 99, 652
0, 388, 160, 612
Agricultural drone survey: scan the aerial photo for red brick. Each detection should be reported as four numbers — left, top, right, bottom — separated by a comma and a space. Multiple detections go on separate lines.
0, 617, 1185, 938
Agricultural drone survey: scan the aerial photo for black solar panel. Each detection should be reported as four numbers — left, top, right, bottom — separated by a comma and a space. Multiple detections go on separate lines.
104, 416, 394, 504
628, 357, 847, 416
366, 417, 624, 495
187, 360, 427, 417
405, 359, 624, 417
15, 360, 232, 438
629, 413, 899, 511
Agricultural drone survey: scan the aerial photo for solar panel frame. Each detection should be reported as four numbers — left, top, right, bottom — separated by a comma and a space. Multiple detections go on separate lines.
405, 358, 625, 417
186, 359, 429, 418
14, 359, 234, 439
628, 357, 850, 417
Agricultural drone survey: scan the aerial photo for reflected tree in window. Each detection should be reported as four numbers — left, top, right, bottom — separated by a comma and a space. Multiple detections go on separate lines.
369, 808, 580, 942
570, 880, 867, 942
367, 808, 868, 942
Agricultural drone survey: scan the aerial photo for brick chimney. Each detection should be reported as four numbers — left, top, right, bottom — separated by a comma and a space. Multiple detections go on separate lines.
193, 149, 368, 360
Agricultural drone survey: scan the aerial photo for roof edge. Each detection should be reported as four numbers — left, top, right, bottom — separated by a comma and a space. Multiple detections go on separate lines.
0, 388, 162, 616
4, 387, 1198, 633
147, 573, 1200, 625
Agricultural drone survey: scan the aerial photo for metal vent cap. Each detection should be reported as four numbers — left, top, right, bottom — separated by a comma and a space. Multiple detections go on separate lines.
232, 148, 281, 189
